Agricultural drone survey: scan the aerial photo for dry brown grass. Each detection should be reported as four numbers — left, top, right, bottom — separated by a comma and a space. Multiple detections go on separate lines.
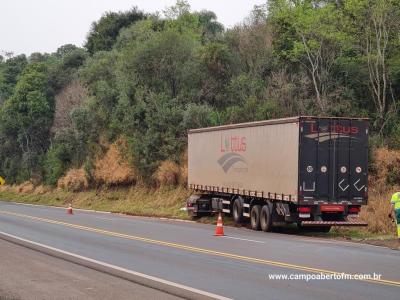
179, 150, 188, 186
360, 188, 397, 234
356, 147, 400, 235
0, 182, 51, 195
33, 185, 52, 195
16, 181, 35, 194
57, 168, 89, 192
373, 147, 400, 192
154, 160, 181, 186
93, 138, 136, 186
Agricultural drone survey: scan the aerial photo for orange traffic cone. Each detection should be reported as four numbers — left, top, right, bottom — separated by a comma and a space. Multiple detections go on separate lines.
67, 203, 73, 215
214, 212, 225, 236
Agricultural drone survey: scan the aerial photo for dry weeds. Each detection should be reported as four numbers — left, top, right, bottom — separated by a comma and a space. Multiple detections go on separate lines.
154, 160, 181, 186
93, 138, 135, 186
57, 168, 89, 192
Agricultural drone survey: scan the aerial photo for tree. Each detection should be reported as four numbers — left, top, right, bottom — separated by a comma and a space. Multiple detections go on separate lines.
122, 29, 198, 98
49, 47, 87, 92
85, 8, 147, 54
55, 44, 79, 58
79, 50, 118, 130
195, 10, 224, 42
126, 92, 185, 182
345, 0, 400, 130
198, 42, 236, 107
163, 0, 191, 19
0, 62, 53, 180
269, 0, 348, 112
0, 54, 28, 103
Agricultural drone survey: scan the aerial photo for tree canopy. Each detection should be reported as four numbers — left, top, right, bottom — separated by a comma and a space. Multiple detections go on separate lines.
1, 0, 400, 185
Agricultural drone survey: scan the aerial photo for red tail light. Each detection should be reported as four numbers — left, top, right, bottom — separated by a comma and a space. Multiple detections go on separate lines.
348, 206, 360, 213
298, 206, 311, 213
320, 205, 344, 212
187, 203, 193, 207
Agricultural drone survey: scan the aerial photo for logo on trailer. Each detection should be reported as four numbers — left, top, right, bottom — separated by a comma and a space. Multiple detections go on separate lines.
218, 133, 248, 173
305, 123, 359, 142
217, 152, 247, 173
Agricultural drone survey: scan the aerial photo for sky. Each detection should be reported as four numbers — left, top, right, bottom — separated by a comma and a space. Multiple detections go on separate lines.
0, 0, 266, 56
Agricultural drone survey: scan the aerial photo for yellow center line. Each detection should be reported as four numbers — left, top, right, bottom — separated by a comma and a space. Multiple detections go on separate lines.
0, 209, 399, 288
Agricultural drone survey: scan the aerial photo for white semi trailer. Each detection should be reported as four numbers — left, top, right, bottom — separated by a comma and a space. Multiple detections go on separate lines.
186, 116, 369, 232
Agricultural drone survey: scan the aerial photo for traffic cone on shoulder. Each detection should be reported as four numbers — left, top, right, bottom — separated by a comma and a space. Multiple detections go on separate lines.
214, 212, 225, 236
67, 203, 73, 215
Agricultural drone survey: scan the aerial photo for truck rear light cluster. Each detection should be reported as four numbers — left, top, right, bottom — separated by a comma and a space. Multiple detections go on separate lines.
320, 205, 344, 213
298, 206, 311, 213
298, 206, 311, 218
187, 203, 194, 207
348, 206, 360, 214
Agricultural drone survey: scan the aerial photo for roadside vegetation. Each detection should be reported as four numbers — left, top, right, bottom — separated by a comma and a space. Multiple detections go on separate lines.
0, 1, 400, 241
0, 184, 190, 219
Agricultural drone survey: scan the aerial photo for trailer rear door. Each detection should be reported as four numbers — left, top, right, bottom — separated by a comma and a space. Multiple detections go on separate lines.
299, 117, 368, 205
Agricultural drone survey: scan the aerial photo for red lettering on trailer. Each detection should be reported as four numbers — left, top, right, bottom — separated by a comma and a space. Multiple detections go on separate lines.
309, 124, 359, 135
220, 134, 247, 153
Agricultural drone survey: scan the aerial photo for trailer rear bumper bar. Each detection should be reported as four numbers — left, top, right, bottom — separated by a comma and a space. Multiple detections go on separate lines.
301, 220, 368, 227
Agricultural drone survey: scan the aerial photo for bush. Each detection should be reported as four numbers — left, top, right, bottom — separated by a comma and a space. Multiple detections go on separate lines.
93, 138, 136, 186
373, 148, 400, 191
44, 130, 80, 186
57, 168, 89, 192
153, 160, 181, 186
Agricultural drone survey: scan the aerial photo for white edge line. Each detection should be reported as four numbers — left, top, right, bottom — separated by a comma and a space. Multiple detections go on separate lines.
222, 236, 266, 244
93, 217, 115, 221
0, 231, 231, 300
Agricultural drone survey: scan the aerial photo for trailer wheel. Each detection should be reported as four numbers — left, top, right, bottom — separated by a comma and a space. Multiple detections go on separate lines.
260, 205, 272, 232
233, 197, 244, 224
250, 205, 261, 230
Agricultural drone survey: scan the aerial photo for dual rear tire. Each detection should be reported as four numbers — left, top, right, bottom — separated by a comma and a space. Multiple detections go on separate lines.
251, 204, 272, 232
233, 197, 272, 232
233, 197, 244, 224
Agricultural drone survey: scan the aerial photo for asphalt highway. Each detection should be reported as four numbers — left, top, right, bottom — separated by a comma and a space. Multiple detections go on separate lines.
0, 238, 180, 300
0, 201, 399, 300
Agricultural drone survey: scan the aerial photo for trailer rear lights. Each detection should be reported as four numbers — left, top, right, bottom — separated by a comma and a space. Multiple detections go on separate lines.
298, 206, 311, 213
320, 205, 344, 212
348, 206, 360, 213
298, 206, 311, 218
299, 213, 311, 218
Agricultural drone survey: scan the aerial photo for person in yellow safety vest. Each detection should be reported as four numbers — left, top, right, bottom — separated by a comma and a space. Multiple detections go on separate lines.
0, 176, 5, 185
390, 192, 400, 240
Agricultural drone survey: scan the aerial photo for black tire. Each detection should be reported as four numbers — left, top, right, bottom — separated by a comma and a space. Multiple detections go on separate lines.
250, 205, 262, 231
233, 197, 244, 224
260, 205, 272, 232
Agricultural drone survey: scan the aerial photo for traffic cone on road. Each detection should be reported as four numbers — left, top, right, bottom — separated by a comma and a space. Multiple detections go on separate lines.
67, 203, 73, 215
214, 212, 225, 236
